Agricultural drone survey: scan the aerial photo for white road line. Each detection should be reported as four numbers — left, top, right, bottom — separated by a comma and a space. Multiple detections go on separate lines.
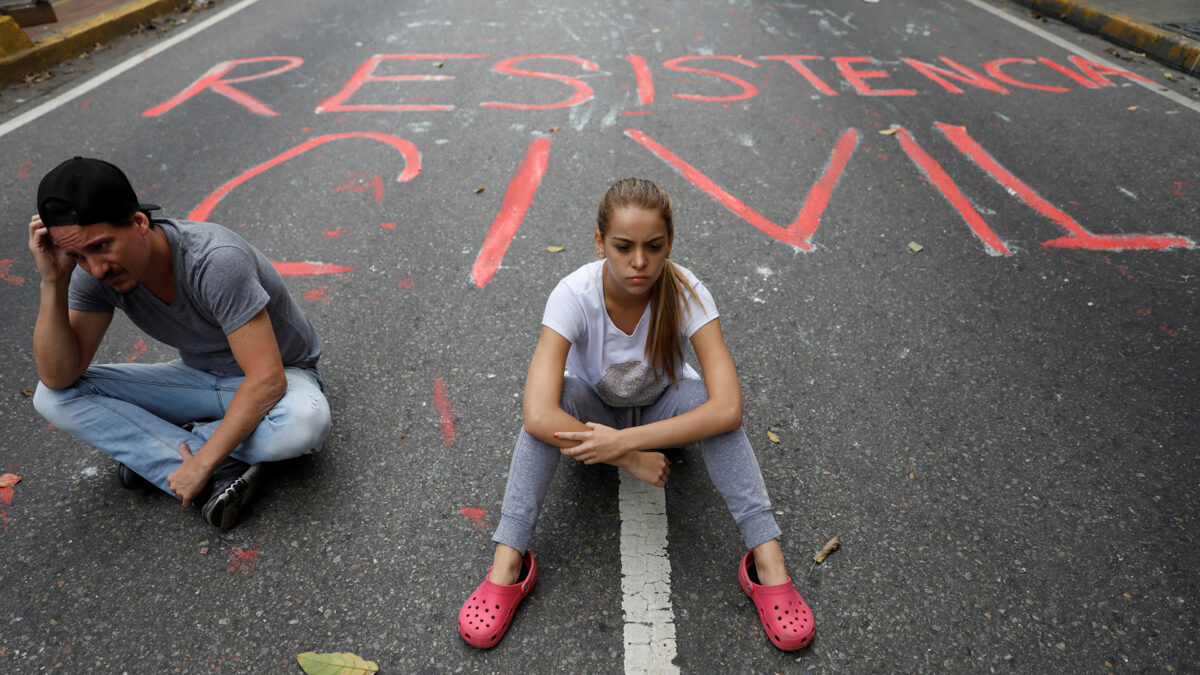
619, 470, 679, 674
963, 0, 1200, 115
0, 0, 268, 140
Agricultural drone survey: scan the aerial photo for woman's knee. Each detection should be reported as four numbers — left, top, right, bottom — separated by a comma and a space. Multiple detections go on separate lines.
673, 378, 709, 413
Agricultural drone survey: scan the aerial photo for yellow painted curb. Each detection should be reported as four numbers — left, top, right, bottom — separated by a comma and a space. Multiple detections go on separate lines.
0, 15, 35, 57
1011, 0, 1200, 74
0, 0, 192, 86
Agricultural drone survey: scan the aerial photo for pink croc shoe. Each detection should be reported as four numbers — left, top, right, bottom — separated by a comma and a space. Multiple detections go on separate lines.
739, 550, 815, 651
458, 550, 538, 648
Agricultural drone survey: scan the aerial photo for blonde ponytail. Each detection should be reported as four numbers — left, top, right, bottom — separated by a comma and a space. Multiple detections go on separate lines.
647, 259, 700, 386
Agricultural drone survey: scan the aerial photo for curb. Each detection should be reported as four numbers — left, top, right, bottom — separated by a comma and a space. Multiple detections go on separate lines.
0, 16, 35, 58
1009, 0, 1200, 75
0, 0, 191, 87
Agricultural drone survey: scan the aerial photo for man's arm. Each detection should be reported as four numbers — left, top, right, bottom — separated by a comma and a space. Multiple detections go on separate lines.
35, 307, 113, 388
167, 308, 288, 505
28, 215, 112, 388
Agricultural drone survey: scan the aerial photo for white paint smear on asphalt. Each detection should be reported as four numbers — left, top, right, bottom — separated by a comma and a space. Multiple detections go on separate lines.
0, 0, 268, 140
619, 469, 679, 674
963, 0, 1200, 115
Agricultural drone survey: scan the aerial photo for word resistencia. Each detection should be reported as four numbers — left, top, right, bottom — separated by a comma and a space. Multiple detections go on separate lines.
142, 52, 1152, 117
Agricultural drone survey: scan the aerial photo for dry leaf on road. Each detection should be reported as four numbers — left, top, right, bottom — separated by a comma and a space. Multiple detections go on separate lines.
546, 245, 565, 253
296, 651, 379, 675
808, 534, 840, 572
766, 431, 781, 443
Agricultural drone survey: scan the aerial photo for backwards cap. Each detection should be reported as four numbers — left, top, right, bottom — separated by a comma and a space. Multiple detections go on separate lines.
36, 157, 161, 227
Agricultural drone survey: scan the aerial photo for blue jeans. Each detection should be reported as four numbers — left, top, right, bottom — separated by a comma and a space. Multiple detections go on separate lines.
34, 359, 331, 498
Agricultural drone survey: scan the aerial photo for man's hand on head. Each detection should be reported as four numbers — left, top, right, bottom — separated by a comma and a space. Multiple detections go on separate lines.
27, 215, 77, 284
168, 442, 213, 507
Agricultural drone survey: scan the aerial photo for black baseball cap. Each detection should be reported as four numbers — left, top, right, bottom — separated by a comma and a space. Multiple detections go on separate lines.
36, 157, 161, 227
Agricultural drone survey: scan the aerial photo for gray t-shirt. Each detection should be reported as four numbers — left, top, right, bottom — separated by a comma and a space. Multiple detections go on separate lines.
68, 219, 321, 375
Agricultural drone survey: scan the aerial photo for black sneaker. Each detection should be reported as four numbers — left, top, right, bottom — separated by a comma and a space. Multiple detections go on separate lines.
117, 463, 153, 491
201, 461, 264, 531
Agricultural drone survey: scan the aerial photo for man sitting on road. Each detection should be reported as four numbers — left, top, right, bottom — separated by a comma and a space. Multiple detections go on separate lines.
28, 157, 331, 530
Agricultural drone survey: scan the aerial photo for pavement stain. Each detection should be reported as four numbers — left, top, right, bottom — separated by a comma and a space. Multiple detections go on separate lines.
333, 171, 385, 203
461, 507, 489, 532
1166, 180, 1192, 197
124, 338, 148, 362
0, 473, 20, 536
433, 376, 457, 450
228, 548, 259, 575
0, 258, 26, 286
1158, 324, 1181, 339
304, 286, 332, 304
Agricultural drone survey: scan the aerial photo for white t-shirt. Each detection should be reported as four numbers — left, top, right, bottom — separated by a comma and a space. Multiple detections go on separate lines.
541, 259, 720, 407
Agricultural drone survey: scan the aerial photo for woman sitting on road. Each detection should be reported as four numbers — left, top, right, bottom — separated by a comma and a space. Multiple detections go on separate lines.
457, 177, 814, 652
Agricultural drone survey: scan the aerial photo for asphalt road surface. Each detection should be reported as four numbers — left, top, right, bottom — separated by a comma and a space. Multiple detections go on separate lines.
1, 0, 1197, 672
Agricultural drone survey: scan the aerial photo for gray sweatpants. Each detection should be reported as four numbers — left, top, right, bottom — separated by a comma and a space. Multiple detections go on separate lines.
492, 376, 782, 553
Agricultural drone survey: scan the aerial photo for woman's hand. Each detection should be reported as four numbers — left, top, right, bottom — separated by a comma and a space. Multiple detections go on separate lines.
556, 422, 631, 464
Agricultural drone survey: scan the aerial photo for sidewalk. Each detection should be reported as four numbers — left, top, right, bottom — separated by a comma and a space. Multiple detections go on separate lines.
1, 0, 1198, 88
0, 0, 193, 86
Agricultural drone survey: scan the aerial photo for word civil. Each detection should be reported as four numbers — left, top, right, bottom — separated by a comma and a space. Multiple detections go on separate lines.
184, 124, 1193, 290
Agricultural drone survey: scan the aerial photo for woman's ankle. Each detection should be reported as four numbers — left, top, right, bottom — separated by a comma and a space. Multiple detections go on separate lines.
751, 539, 790, 586
489, 544, 525, 585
